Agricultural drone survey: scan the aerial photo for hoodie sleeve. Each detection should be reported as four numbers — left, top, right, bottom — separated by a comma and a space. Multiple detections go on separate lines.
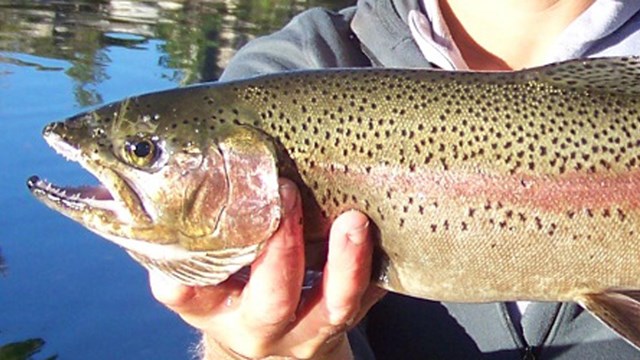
219, 7, 371, 81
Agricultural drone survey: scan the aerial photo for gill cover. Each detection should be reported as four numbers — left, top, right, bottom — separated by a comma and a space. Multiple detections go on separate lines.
182, 124, 282, 252
126, 123, 283, 286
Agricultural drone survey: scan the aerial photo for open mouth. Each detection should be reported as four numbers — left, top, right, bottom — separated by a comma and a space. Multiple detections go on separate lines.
27, 176, 117, 212
27, 122, 140, 224
28, 120, 110, 212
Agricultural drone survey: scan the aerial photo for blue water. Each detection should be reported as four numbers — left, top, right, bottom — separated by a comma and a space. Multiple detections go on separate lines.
0, 1, 354, 357
0, 42, 196, 359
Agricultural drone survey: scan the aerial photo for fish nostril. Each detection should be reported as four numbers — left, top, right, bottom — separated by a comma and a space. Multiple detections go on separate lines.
66, 114, 91, 129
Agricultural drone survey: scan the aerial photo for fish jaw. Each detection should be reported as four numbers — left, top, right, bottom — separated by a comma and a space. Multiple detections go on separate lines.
28, 122, 151, 229
107, 232, 265, 286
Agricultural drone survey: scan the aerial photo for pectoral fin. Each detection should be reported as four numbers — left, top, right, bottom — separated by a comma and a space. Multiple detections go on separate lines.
578, 290, 640, 349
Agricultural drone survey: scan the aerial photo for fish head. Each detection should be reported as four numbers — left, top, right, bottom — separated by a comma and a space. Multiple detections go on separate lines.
28, 88, 282, 285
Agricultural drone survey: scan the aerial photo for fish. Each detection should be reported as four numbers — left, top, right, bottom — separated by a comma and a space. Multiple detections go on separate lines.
27, 56, 640, 348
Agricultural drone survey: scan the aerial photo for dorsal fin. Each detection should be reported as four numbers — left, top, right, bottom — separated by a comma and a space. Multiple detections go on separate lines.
578, 290, 640, 350
523, 56, 640, 96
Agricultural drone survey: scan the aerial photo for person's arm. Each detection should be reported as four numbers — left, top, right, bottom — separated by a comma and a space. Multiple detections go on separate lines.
219, 7, 371, 81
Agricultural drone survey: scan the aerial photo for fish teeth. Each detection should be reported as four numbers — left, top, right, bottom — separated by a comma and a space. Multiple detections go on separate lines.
31, 177, 102, 210
61, 198, 86, 210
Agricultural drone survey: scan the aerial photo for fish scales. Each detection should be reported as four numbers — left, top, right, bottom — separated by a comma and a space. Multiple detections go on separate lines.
225, 66, 640, 302
27, 57, 640, 348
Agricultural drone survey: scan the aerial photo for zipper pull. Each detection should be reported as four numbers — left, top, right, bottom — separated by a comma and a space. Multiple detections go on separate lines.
522, 346, 536, 360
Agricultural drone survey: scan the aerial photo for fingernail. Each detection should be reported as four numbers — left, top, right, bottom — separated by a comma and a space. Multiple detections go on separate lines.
346, 220, 369, 245
279, 183, 298, 215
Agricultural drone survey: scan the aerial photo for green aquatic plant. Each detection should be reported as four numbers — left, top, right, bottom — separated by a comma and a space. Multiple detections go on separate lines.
0, 338, 57, 360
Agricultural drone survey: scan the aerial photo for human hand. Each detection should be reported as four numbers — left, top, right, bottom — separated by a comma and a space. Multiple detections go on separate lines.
149, 178, 386, 359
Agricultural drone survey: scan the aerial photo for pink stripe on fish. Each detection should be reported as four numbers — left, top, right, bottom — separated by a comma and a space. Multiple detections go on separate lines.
324, 163, 640, 211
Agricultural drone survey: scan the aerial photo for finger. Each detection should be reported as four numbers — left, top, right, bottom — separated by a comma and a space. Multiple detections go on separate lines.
324, 210, 373, 325
149, 270, 242, 324
149, 270, 196, 308
282, 211, 375, 357
241, 178, 305, 335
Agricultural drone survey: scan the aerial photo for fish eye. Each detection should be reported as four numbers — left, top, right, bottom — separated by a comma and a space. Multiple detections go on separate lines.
132, 140, 152, 158
124, 136, 160, 168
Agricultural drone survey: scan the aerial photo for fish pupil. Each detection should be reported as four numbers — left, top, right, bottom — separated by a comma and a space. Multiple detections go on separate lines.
133, 141, 152, 158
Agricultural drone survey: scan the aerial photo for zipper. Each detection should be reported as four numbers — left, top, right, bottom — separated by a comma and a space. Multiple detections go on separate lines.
522, 346, 536, 360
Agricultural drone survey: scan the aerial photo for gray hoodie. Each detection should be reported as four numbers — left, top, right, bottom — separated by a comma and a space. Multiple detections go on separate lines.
220, 1, 640, 358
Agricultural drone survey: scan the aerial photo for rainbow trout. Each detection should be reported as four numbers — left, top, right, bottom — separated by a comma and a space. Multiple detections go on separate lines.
28, 57, 640, 348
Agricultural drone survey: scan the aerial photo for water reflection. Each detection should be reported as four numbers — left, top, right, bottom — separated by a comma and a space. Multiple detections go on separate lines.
0, 247, 6, 276
1, 1, 353, 358
0, 0, 354, 106
0, 249, 55, 359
